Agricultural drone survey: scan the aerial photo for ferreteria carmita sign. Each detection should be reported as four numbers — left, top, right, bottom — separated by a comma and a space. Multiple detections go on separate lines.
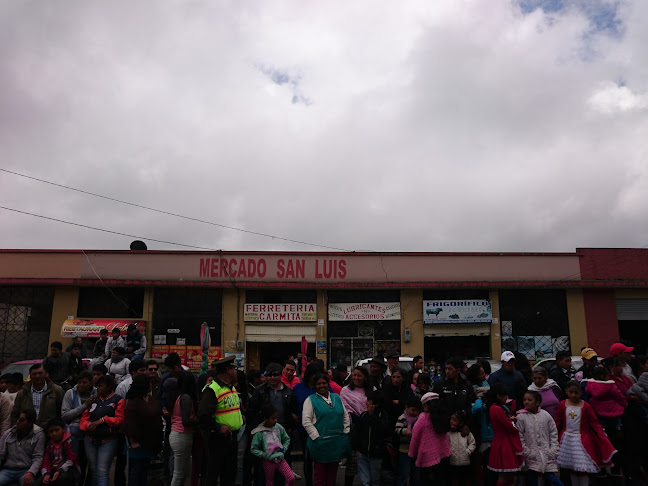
244, 303, 317, 322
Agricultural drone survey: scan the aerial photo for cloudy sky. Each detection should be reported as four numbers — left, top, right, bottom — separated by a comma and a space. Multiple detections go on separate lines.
1, 0, 647, 253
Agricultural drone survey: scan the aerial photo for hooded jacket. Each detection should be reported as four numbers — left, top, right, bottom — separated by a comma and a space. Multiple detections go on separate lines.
584, 379, 627, 418
0, 424, 46, 475
516, 408, 559, 473
11, 378, 64, 428
41, 431, 79, 476
352, 409, 390, 457
250, 422, 291, 462
628, 372, 648, 403
105, 356, 131, 384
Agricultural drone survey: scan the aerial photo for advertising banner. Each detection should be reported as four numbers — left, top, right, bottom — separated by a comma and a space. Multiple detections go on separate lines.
61, 319, 146, 338
151, 345, 169, 359
152, 345, 221, 368
244, 303, 317, 322
423, 300, 492, 324
328, 303, 401, 321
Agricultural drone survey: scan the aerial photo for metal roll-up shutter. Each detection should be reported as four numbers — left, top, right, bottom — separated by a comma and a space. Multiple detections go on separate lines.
616, 299, 648, 320
245, 325, 317, 342
424, 323, 491, 337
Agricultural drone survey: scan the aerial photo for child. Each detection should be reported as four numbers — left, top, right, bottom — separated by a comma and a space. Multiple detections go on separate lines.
352, 391, 390, 486
486, 383, 523, 486
408, 392, 452, 485
250, 404, 295, 486
395, 397, 422, 486
413, 374, 431, 401
41, 417, 80, 485
448, 411, 476, 486
556, 380, 616, 486
516, 391, 562, 486
472, 387, 496, 486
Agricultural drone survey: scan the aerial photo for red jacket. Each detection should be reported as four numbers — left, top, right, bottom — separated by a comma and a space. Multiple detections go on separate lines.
555, 400, 616, 467
281, 374, 301, 390
584, 380, 627, 418
41, 432, 79, 476
608, 373, 633, 396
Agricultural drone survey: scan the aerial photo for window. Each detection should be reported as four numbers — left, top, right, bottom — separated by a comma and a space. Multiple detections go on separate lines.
77, 287, 144, 318
0, 287, 54, 362
153, 288, 222, 346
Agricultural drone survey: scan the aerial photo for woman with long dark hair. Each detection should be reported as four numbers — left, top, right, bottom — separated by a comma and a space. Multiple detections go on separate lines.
169, 372, 199, 486
293, 362, 324, 486
340, 366, 372, 486
121, 374, 163, 486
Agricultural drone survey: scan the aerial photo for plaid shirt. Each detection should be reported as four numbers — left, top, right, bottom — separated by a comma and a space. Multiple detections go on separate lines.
31, 382, 48, 417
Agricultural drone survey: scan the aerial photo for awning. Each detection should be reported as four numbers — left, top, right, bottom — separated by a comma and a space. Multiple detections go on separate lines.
245, 324, 317, 343
61, 319, 146, 338
424, 323, 491, 337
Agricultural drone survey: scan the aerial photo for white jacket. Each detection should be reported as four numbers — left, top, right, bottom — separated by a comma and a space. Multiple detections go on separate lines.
448, 430, 476, 466
516, 408, 559, 473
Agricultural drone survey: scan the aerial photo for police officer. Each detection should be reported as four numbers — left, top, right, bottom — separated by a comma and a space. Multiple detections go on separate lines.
198, 356, 243, 486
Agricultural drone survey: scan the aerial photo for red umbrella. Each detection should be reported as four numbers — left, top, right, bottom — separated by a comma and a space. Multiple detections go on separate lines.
301, 336, 308, 378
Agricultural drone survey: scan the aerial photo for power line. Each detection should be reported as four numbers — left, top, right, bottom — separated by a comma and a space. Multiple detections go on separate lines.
0, 205, 222, 251
0, 168, 352, 251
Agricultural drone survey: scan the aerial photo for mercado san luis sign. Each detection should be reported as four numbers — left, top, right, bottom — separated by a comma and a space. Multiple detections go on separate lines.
60, 251, 582, 285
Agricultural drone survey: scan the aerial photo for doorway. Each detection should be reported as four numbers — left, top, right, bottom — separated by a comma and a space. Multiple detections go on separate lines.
252, 342, 316, 371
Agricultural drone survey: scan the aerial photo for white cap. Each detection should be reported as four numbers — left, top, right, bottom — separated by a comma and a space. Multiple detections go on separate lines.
501, 351, 516, 362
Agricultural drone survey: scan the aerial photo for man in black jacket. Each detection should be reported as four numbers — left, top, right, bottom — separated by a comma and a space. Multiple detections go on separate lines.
432, 357, 476, 417
247, 363, 298, 433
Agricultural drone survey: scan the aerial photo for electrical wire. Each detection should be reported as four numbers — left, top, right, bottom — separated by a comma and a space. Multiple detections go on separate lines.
0, 168, 353, 251
0, 206, 222, 251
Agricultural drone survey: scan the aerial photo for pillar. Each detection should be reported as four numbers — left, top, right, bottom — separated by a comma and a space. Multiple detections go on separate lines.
400, 290, 423, 358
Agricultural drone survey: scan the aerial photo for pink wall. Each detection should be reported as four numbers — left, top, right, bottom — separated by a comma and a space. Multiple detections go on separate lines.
582, 288, 619, 357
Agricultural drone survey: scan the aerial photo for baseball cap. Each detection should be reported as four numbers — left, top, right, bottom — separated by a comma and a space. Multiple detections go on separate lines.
580, 348, 597, 360
610, 343, 634, 356
501, 351, 516, 362
420, 392, 439, 405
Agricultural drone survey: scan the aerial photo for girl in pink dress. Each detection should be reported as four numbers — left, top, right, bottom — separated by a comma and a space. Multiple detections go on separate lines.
556, 380, 616, 486
486, 383, 523, 486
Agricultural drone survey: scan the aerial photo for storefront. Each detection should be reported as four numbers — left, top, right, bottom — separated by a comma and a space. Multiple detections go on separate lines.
244, 290, 318, 370
327, 290, 401, 368
3, 248, 648, 368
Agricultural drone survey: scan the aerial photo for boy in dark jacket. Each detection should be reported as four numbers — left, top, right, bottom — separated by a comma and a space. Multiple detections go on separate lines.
352, 391, 390, 486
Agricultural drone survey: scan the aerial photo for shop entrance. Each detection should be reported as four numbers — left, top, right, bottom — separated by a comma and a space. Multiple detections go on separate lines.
247, 341, 316, 371
424, 336, 491, 363
618, 321, 648, 356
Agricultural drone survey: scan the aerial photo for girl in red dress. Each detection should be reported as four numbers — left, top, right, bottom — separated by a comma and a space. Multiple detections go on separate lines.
486, 384, 523, 486
556, 380, 616, 486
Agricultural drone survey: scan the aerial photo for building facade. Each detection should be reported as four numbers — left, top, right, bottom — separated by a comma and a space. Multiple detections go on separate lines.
1, 248, 647, 370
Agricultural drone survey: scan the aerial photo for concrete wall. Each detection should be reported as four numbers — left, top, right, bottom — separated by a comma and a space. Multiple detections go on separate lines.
48, 286, 80, 348
566, 289, 588, 355
401, 290, 423, 357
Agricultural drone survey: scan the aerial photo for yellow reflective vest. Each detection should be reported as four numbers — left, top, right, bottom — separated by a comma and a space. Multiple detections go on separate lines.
207, 380, 243, 431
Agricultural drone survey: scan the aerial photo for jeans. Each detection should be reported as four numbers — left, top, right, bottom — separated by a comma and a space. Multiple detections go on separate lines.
85, 437, 118, 486
526, 470, 564, 486
397, 452, 419, 486
127, 457, 150, 486
0, 469, 29, 486
169, 430, 194, 486
357, 454, 382, 486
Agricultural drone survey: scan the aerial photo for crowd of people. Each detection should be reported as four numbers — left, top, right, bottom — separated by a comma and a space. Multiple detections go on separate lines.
1, 337, 647, 486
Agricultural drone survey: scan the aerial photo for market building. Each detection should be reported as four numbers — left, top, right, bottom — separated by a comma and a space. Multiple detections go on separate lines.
1, 248, 647, 370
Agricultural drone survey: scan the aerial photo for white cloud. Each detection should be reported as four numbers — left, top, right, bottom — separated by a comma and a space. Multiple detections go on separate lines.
0, 0, 647, 252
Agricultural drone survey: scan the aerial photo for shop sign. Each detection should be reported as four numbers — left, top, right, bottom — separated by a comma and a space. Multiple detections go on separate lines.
244, 303, 317, 322
151, 345, 222, 371
328, 303, 401, 321
423, 300, 492, 324
60, 318, 146, 338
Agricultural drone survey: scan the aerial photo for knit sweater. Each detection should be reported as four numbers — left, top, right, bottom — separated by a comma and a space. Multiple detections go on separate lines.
516, 408, 559, 473
408, 412, 451, 468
